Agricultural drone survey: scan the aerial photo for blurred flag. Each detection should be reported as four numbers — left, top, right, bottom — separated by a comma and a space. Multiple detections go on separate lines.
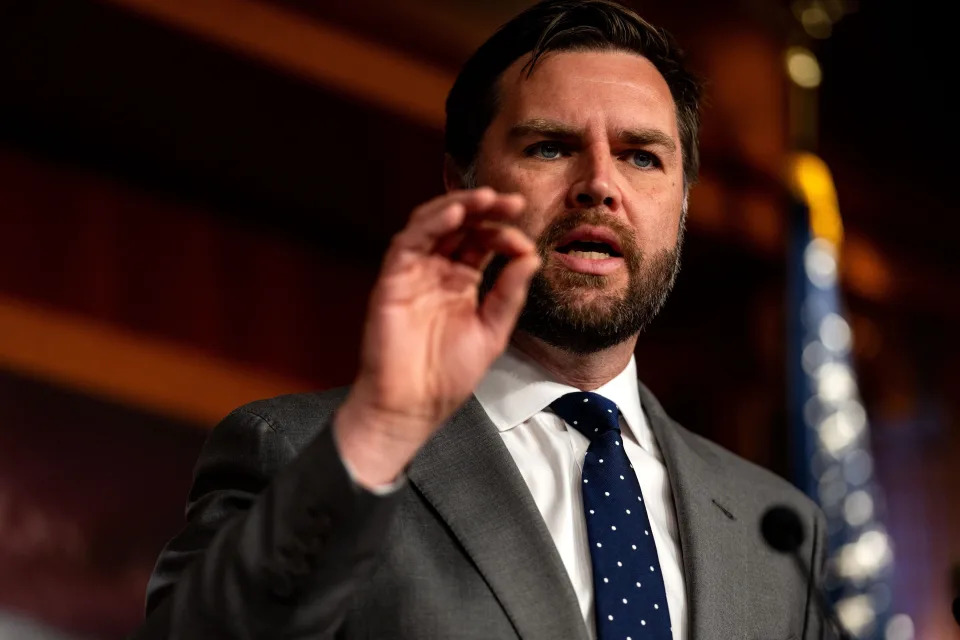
786, 153, 900, 639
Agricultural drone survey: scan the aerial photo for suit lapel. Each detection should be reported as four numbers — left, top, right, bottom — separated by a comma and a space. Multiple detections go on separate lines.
638, 382, 748, 639
408, 397, 589, 640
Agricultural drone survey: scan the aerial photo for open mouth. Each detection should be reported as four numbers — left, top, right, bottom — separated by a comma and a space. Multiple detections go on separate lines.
555, 240, 622, 260
551, 225, 626, 275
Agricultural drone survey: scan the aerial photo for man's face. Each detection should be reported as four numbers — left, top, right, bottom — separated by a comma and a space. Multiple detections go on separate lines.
474, 49, 687, 353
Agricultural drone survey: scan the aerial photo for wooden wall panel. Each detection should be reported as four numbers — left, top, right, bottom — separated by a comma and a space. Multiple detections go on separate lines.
0, 148, 377, 390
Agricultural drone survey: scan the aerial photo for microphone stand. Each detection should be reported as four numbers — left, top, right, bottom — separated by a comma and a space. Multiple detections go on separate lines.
788, 553, 851, 640
761, 506, 853, 640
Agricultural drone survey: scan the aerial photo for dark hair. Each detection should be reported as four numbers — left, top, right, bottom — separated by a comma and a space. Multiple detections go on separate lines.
445, 0, 702, 188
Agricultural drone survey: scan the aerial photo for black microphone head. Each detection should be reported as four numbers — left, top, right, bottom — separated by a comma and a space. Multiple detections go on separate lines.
952, 596, 959, 627
761, 505, 806, 553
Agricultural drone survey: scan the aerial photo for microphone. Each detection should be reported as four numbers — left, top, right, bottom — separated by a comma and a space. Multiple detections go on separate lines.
760, 506, 853, 640
761, 505, 806, 553
953, 596, 959, 627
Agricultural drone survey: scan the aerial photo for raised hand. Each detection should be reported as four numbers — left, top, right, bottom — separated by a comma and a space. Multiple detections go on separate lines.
334, 188, 540, 487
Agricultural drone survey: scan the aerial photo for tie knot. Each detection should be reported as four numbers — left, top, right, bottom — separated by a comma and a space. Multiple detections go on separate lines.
550, 392, 621, 441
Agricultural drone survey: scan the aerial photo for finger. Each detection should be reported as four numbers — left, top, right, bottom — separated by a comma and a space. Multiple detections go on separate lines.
410, 187, 522, 225
408, 187, 493, 223
473, 191, 526, 221
478, 253, 541, 341
389, 201, 467, 256
459, 248, 495, 274
393, 192, 525, 256
434, 229, 468, 259
452, 225, 536, 271
437, 212, 530, 261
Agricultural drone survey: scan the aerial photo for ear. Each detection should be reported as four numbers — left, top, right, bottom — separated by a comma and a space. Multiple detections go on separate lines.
443, 154, 467, 192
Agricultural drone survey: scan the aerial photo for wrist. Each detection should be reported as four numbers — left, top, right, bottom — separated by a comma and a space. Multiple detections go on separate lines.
332, 393, 433, 489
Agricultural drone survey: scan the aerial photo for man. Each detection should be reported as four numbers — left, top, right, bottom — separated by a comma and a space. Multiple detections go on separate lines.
136, 1, 827, 639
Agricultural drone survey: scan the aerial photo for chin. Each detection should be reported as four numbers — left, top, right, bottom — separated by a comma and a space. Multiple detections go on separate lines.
546, 270, 629, 303
564, 297, 623, 326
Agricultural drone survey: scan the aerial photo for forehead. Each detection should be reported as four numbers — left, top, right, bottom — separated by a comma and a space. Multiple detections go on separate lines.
495, 49, 678, 137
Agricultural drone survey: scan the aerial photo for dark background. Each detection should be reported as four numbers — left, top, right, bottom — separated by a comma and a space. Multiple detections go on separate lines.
0, 0, 955, 637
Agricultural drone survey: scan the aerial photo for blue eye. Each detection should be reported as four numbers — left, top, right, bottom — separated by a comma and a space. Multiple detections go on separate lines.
629, 151, 657, 169
530, 142, 562, 159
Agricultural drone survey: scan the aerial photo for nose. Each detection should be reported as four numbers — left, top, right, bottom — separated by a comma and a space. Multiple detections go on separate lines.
565, 146, 621, 211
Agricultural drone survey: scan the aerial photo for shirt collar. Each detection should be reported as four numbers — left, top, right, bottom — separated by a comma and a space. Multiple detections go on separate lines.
474, 345, 652, 452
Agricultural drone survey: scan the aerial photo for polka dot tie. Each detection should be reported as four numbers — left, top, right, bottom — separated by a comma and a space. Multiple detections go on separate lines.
551, 391, 672, 640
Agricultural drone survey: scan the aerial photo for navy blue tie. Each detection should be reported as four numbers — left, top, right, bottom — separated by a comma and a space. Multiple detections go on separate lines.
551, 391, 672, 640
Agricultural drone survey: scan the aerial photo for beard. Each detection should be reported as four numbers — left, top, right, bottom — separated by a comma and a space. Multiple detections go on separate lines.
481, 207, 683, 355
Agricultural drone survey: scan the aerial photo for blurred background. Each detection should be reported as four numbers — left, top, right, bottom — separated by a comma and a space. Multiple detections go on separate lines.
0, 0, 956, 638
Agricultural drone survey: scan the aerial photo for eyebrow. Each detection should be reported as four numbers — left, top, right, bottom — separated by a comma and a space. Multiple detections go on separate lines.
508, 118, 580, 140
617, 127, 677, 154
508, 118, 677, 155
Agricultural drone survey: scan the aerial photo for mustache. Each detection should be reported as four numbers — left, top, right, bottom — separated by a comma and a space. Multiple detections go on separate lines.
535, 208, 639, 260
479, 208, 643, 303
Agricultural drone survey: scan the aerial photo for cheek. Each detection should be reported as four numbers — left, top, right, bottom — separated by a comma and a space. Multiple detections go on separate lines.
627, 182, 685, 249
479, 159, 567, 232
517, 176, 569, 242
484, 158, 563, 198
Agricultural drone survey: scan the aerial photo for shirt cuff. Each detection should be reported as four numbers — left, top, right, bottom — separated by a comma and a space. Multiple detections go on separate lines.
338, 447, 407, 496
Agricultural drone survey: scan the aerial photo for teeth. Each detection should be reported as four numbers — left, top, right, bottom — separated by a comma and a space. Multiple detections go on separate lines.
568, 250, 611, 260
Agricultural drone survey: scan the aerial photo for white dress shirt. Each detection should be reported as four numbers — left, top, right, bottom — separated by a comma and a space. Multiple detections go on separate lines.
474, 346, 687, 640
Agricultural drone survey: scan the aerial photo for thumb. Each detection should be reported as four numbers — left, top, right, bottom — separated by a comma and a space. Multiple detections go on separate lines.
478, 254, 540, 341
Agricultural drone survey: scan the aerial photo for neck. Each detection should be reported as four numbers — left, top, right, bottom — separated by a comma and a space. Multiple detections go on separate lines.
511, 331, 639, 391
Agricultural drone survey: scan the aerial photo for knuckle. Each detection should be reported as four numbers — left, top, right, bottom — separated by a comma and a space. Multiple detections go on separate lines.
388, 232, 407, 249
410, 203, 430, 222
411, 194, 445, 219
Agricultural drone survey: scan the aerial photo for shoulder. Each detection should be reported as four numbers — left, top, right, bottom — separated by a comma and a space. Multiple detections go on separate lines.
639, 381, 819, 519
664, 412, 827, 562
685, 425, 817, 514
222, 386, 352, 442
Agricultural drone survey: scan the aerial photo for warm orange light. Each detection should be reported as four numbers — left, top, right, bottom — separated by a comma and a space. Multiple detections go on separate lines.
787, 151, 843, 246
101, 0, 453, 129
0, 294, 314, 426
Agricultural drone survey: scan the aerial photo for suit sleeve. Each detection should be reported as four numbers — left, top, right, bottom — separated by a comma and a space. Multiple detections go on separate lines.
803, 506, 830, 640
133, 407, 405, 639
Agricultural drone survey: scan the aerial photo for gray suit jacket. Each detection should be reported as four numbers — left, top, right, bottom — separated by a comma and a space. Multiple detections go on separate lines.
135, 382, 827, 640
